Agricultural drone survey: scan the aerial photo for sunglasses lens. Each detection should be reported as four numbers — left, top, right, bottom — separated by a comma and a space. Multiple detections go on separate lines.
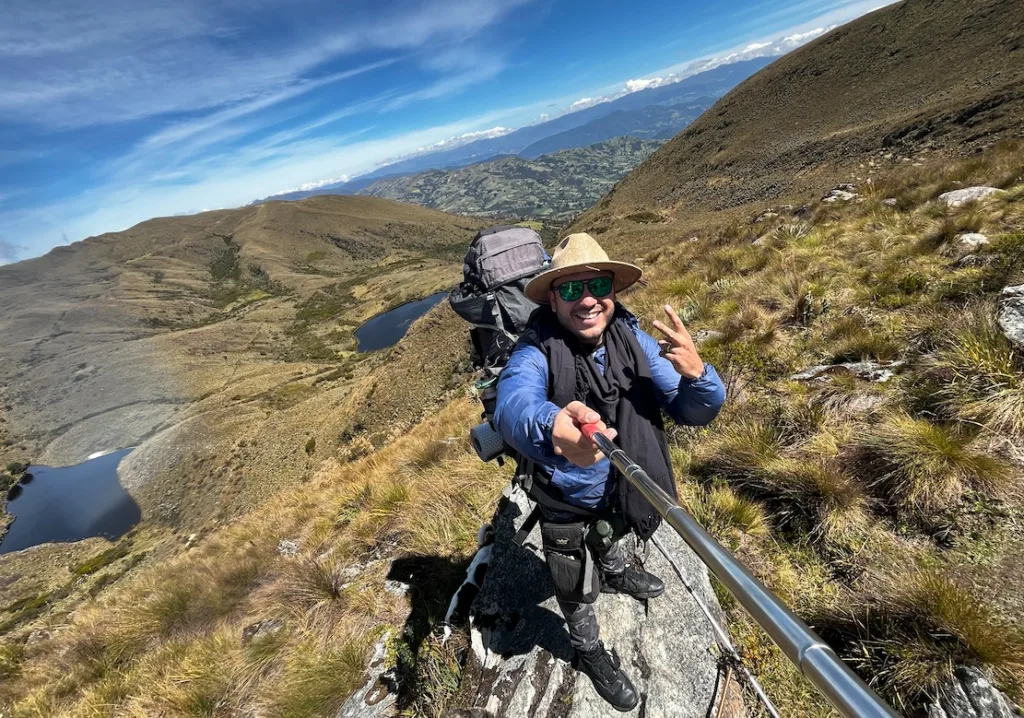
589, 276, 613, 297
558, 281, 583, 302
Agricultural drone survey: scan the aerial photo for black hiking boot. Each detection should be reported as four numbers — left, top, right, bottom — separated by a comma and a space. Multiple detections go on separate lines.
573, 641, 638, 712
601, 566, 665, 600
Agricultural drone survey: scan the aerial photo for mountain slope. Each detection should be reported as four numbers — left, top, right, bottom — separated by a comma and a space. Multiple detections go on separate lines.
357, 137, 664, 221
518, 102, 709, 158
259, 58, 773, 204
577, 0, 1024, 231
0, 196, 486, 529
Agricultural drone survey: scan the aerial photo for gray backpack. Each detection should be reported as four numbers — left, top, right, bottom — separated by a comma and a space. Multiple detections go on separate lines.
449, 225, 548, 376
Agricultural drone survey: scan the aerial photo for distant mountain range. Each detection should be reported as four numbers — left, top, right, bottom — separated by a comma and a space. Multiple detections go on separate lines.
355, 136, 665, 221
260, 57, 773, 204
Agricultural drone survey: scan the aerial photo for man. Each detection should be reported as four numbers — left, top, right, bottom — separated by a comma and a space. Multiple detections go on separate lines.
493, 232, 726, 712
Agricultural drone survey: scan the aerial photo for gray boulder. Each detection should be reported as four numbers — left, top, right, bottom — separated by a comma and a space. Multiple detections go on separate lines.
452, 487, 743, 718
927, 666, 1018, 718
939, 187, 1003, 208
958, 233, 989, 250
692, 329, 725, 345
823, 189, 859, 203
998, 285, 1024, 350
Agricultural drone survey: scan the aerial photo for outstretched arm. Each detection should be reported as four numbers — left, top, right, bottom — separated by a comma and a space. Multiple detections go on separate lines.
494, 344, 616, 468
494, 344, 562, 466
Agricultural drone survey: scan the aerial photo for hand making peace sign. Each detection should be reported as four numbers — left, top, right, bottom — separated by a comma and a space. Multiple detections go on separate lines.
651, 304, 705, 380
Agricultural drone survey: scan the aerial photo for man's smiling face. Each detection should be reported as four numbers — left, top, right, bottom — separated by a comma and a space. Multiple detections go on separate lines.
548, 270, 616, 346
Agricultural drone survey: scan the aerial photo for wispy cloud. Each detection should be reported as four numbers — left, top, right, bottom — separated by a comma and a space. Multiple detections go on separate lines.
555, 26, 834, 118
0, 0, 532, 130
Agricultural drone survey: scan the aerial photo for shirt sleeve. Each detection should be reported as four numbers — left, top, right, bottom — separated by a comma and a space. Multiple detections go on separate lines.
493, 343, 561, 466
635, 327, 727, 426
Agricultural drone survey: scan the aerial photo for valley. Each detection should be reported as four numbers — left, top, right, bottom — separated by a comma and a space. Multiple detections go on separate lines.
1, 0, 1023, 716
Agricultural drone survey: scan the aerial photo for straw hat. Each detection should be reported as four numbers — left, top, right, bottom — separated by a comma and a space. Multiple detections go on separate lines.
525, 232, 643, 303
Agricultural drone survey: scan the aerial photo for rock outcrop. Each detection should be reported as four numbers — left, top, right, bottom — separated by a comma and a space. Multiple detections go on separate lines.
958, 232, 990, 249
998, 285, 1024, 350
926, 666, 1018, 718
338, 631, 397, 718
939, 187, 1003, 208
451, 486, 743, 718
789, 360, 906, 383
822, 184, 860, 203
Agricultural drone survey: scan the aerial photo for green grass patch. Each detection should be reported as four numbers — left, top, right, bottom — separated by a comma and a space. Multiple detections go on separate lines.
72, 541, 133, 576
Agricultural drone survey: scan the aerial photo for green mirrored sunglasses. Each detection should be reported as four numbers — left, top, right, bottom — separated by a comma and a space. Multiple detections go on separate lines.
555, 276, 614, 302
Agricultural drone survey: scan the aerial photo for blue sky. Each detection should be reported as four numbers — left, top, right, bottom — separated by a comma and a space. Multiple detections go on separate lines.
0, 0, 892, 263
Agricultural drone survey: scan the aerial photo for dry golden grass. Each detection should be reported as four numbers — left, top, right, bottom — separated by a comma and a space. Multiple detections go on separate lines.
2, 397, 509, 717
3, 143, 1022, 718
855, 412, 1012, 512
643, 145, 1024, 713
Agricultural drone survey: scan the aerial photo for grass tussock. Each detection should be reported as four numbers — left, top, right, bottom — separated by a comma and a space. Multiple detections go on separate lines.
927, 308, 1024, 437
831, 567, 1024, 708
854, 413, 1012, 512
642, 145, 1024, 714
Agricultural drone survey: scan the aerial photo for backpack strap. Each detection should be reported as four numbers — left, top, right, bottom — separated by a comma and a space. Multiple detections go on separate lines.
513, 504, 541, 546
515, 452, 601, 519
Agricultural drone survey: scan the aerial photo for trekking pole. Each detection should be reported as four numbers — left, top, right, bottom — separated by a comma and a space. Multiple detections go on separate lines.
650, 532, 782, 718
580, 424, 902, 718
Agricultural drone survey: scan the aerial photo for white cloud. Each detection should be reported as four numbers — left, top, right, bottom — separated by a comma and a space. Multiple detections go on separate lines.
405, 126, 512, 156
558, 24, 837, 119
625, 78, 664, 93
273, 174, 352, 195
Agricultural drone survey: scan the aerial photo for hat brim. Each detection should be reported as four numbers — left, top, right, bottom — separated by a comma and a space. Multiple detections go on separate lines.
525, 261, 643, 304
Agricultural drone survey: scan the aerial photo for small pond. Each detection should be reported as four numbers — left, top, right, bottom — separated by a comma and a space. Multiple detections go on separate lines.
354, 291, 447, 352
1, 449, 140, 554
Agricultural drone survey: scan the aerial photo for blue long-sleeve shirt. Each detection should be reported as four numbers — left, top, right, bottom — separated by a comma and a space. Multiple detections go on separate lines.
494, 313, 726, 508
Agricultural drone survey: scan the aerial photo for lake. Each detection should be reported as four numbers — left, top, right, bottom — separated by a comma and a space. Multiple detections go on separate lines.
354, 291, 447, 352
0, 449, 140, 554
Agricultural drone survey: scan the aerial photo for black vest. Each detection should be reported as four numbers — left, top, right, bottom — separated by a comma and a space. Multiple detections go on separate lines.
523, 304, 677, 540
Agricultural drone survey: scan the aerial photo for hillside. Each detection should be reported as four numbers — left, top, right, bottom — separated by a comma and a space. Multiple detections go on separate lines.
573, 0, 1024, 244
2, 145, 1021, 718
2, 1, 1024, 716
357, 137, 664, 221
0, 196, 487, 535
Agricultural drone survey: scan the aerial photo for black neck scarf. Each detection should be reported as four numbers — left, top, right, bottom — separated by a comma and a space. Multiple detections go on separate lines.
524, 303, 677, 540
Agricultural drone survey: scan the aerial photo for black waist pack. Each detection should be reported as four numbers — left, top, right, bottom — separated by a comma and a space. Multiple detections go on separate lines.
541, 521, 599, 604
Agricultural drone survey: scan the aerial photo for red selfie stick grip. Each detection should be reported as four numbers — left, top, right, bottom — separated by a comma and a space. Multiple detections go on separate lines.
581, 423, 602, 441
